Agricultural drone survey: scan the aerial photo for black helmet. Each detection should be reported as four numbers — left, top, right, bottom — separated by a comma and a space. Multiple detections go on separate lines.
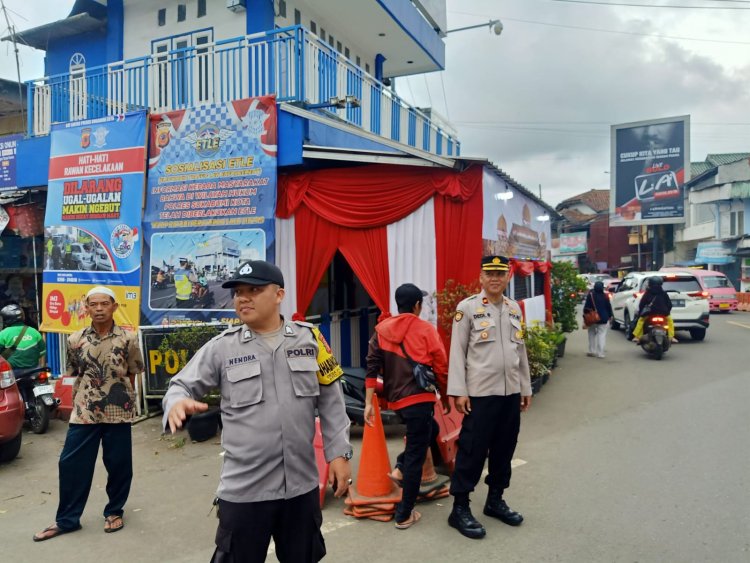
1, 304, 24, 326
647, 276, 663, 289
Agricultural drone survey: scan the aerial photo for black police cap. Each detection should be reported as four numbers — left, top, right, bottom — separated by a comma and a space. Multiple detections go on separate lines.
481, 255, 510, 272
222, 260, 285, 289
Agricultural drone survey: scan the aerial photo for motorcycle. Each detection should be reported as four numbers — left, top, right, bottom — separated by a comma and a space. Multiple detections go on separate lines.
339, 367, 400, 425
634, 314, 671, 360
190, 282, 214, 309
14, 366, 58, 434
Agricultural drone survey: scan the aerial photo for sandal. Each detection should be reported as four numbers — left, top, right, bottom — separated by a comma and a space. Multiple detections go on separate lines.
395, 510, 421, 530
33, 523, 82, 542
104, 515, 124, 534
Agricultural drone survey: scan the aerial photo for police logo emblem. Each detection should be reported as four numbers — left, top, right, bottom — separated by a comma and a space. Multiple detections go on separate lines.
454, 311, 464, 322
480, 331, 488, 339
239, 263, 253, 275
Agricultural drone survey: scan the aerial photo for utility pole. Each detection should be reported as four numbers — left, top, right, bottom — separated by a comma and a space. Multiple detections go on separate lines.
0, 0, 26, 126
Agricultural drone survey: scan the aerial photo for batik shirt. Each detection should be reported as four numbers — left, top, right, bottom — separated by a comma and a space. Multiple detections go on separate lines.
67, 324, 144, 424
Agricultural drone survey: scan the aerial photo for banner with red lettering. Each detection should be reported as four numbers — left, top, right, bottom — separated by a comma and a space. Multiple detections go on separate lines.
41, 112, 147, 333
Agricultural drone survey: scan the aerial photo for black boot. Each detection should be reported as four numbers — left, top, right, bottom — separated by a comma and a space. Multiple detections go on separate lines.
483, 488, 523, 526
448, 503, 486, 539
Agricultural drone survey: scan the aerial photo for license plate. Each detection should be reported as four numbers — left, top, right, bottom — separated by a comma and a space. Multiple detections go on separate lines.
33, 384, 54, 397
672, 299, 685, 307
719, 303, 730, 309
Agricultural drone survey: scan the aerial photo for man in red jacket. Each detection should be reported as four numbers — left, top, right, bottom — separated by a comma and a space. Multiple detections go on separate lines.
365, 283, 449, 530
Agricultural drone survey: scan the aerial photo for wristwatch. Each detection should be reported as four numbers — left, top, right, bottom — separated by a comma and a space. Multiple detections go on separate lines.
340, 448, 354, 461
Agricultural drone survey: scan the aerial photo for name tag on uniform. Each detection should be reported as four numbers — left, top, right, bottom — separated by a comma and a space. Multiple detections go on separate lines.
226, 354, 257, 367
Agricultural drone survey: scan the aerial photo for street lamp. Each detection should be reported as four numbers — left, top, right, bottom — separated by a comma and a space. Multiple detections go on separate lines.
446, 19, 503, 36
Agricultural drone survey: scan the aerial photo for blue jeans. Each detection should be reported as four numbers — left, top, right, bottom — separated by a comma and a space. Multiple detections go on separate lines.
55, 423, 132, 531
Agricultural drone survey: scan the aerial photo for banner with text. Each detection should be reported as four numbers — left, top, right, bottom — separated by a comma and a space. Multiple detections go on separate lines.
610, 115, 689, 227
0, 134, 21, 192
41, 112, 147, 333
142, 97, 278, 326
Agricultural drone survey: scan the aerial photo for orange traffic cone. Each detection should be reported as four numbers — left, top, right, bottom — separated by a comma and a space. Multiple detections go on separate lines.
420, 449, 439, 485
346, 396, 402, 508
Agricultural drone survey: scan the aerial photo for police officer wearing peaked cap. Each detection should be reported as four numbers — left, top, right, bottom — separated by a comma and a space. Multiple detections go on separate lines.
446, 255, 532, 540
163, 260, 353, 563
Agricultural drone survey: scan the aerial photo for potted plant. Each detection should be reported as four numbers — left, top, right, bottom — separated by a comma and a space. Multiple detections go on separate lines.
524, 324, 555, 394
551, 262, 588, 333
548, 322, 567, 359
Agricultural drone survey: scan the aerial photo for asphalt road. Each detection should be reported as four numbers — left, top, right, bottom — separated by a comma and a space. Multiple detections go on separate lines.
1, 313, 748, 562
148, 281, 233, 310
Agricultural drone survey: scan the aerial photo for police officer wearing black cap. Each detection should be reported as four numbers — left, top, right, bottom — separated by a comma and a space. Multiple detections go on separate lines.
163, 260, 353, 562
446, 255, 532, 540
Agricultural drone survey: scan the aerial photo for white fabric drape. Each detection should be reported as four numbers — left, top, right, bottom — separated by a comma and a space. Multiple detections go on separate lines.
275, 216, 297, 320
386, 198, 437, 324
521, 294, 546, 326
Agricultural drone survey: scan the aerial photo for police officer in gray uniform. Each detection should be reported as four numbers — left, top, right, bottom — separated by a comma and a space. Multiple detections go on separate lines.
447, 255, 532, 540
163, 260, 353, 562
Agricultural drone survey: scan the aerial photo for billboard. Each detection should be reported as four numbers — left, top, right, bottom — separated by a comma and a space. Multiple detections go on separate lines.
610, 115, 689, 226
0, 134, 21, 192
482, 170, 551, 261
142, 97, 277, 327
41, 112, 147, 333
559, 232, 588, 255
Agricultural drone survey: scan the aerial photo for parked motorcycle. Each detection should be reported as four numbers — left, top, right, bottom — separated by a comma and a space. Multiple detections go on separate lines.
14, 367, 58, 434
635, 314, 671, 360
339, 367, 400, 425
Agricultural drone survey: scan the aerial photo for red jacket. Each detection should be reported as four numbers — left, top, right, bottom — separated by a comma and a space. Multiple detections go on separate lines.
365, 313, 448, 410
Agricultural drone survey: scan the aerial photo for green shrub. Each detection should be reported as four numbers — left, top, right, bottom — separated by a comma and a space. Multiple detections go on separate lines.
551, 262, 588, 333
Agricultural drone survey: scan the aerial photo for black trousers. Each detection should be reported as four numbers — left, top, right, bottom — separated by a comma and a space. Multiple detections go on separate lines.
211, 488, 325, 563
56, 423, 133, 531
394, 402, 439, 522
449, 394, 521, 502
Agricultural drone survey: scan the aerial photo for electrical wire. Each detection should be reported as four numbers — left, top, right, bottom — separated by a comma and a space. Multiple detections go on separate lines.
548, 0, 750, 9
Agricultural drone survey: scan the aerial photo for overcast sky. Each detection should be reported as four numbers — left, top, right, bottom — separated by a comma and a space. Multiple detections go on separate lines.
2, 0, 749, 207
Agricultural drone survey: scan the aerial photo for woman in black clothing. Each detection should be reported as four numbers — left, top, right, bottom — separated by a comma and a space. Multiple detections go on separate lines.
583, 281, 614, 358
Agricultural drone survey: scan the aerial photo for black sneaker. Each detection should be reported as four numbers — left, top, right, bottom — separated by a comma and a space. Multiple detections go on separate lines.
448, 504, 486, 539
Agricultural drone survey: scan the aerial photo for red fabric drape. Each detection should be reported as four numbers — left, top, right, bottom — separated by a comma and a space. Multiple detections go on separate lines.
339, 227, 391, 322
279, 165, 484, 321
278, 164, 482, 228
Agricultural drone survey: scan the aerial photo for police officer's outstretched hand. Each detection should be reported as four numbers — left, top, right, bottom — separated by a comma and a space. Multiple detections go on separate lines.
455, 396, 471, 415
328, 457, 352, 498
167, 398, 209, 434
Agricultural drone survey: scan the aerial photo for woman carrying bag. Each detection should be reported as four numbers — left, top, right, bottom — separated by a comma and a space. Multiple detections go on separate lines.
583, 281, 614, 359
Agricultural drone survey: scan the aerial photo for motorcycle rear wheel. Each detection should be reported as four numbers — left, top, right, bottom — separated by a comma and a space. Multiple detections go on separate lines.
29, 397, 50, 434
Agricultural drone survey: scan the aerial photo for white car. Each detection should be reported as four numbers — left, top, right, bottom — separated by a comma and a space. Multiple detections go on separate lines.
69, 243, 95, 270
610, 271, 710, 341
94, 247, 113, 271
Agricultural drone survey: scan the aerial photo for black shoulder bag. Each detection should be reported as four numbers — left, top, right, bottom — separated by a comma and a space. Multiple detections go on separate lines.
399, 341, 437, 393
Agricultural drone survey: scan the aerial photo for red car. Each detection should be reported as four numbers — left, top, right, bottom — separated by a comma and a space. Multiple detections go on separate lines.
0, 357, 24, 462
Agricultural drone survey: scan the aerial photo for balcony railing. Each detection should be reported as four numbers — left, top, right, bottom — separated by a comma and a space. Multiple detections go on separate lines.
26, 25, 459, 158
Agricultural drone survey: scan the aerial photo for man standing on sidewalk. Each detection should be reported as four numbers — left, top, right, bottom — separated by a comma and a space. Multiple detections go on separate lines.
447, 255, 532, 539
34, 286, 144, 541
365, 283, 449, 530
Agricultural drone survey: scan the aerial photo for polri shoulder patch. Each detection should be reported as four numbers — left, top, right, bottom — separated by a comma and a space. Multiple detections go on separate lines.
454, 311, 464, 322
312, 327, 343, 385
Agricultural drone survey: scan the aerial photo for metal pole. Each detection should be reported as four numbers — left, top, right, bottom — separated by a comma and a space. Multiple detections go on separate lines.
652, 229, 658, 269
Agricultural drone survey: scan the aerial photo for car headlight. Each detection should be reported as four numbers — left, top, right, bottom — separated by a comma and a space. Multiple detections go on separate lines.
727, 294, 736, 300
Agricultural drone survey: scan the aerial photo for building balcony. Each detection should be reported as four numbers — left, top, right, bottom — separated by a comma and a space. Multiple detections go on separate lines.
25, 25, 459, 159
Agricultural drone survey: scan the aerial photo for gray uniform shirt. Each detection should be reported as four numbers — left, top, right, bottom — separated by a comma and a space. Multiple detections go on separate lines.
162, 319, 351, 503
447, 290, 532, 398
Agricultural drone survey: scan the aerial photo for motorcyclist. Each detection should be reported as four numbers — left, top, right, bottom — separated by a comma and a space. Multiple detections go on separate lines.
173, 258, 197, 307
196, 270, 209, 300
631, 276, 676, 343
155, 269, 166, 289
0, 304, 46, 371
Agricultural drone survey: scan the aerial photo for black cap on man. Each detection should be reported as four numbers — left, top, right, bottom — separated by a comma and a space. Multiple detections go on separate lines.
481, 255, 510, 272
222, 260, 285, 289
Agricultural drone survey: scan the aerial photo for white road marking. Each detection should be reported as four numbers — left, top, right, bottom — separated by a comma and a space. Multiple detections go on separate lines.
728, 321, 750, 330
481, 457, 527, 477
267, 515, 356, 555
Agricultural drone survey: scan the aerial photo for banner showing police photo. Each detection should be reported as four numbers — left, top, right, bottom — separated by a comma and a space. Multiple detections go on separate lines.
610, 115, 690, 227
142, 96, 278, 326
41, 112, 148, 333
481, 170, 551, 261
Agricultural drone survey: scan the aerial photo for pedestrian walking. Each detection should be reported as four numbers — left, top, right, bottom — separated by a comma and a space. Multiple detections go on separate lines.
364, 283, 450, 530
583, 281, 614, 358
163, 260, 352, 562
446, 255, 532, 540
33, 286, 144, 541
